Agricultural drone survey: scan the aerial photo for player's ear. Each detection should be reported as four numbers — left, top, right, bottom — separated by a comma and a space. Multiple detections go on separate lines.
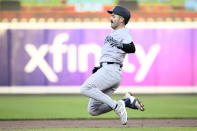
119, 16, 125, 24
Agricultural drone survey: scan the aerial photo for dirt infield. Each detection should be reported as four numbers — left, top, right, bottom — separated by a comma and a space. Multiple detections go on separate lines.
0, 119, 197, 129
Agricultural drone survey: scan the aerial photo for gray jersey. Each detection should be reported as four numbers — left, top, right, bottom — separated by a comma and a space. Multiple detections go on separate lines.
99, 27, 133, 64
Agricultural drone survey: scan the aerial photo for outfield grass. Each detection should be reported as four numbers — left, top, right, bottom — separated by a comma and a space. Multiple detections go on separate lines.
0, 95, 197, 119
0, 127, 197, 131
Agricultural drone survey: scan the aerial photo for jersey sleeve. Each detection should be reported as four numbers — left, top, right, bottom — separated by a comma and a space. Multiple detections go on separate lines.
120, 33, 135, 53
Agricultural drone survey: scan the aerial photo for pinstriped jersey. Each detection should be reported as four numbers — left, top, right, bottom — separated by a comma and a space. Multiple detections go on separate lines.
99, 27, 133, 64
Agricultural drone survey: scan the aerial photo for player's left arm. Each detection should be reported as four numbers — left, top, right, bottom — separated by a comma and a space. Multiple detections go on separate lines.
110, 40, 136, 53
120, 41, 135, 53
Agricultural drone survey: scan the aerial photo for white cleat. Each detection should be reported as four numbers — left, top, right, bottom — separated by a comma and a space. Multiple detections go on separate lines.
124, 92, 145, 111
114, 100, 127, 125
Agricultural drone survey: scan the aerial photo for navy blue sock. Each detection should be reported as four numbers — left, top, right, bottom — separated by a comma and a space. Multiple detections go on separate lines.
122, 98, 131, 107
122, 98, 138, 109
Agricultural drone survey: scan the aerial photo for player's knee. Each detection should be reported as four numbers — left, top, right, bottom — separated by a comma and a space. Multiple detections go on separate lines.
80, 82, 93, 95
80, 85, 86, 94
80, 84, 88, 95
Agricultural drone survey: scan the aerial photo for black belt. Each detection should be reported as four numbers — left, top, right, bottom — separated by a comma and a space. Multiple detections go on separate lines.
100, 62, 123, 68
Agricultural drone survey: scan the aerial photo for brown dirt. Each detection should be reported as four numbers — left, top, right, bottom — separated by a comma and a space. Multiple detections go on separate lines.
0, 119, 197, 129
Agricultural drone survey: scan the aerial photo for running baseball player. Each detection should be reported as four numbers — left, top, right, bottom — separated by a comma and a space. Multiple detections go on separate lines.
80, 5, 144, 125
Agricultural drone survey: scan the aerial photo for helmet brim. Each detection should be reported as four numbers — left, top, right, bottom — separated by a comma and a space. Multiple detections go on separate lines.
107, 10, 113, 14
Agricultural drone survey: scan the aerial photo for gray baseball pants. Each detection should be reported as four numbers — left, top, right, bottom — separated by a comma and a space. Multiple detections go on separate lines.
80, 63, 122, 116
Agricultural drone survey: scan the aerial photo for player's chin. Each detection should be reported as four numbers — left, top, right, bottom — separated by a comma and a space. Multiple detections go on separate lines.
111, 23, 115, 29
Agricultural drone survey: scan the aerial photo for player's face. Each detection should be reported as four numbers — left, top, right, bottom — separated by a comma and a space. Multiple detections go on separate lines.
110, 13, 121, 30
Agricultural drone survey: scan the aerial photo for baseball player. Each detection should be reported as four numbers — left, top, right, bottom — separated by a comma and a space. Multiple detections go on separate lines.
80, 5, 144, 125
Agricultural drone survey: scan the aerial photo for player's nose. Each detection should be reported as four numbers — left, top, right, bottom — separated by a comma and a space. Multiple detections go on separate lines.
110, 18, 113, 23
110, 16, 113, 22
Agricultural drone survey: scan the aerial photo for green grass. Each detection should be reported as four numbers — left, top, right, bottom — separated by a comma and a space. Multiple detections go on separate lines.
0, 95, 197, 120
0, 127, 197, 131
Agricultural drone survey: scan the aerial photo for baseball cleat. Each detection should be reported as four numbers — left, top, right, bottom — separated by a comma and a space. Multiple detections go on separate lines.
124, 92, 145, 111
114, 100, 127, 125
